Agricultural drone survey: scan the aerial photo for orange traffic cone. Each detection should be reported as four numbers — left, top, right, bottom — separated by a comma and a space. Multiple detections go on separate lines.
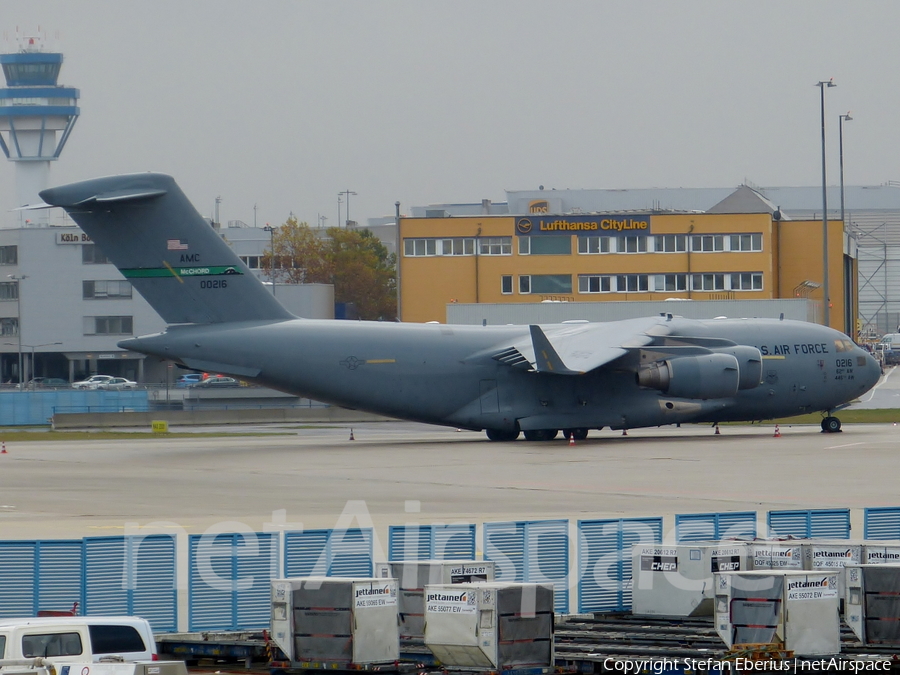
715, 425, 721, 435
569, 433, 575, 446
1, 441, 6, 454
774, 424, 781, 438
622, 428, 628, 436
349, 429, 355, 441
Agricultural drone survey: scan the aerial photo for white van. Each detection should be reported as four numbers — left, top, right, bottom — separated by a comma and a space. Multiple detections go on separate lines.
0, 616, 156, 664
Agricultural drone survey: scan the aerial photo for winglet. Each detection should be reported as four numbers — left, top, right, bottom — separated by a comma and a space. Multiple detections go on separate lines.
529, 325, 583, 374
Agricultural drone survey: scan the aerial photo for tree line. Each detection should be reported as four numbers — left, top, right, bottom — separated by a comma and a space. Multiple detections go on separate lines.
261, 217, 397, 321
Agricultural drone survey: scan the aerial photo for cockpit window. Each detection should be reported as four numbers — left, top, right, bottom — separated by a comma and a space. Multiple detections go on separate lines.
834, 339, 855, 352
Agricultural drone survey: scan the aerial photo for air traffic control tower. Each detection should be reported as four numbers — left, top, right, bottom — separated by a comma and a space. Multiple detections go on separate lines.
0, 37, 80, 224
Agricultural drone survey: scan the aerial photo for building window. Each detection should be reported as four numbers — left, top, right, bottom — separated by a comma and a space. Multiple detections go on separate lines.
691, 273, 725, 291
440, 238, 475, 255
577, 236, 612, 254
690, 235, 724, 252
654, 234, 687, 253
620, 236, 648, 253
83, 280, 133, 299
518, 274, 572, 295
730, 272, 763, 291
653, 274, 688, 292
729, 233, 763, 252
240, 255, 261, 269
84, 316, 133, 335
82, 244, 110, 264
479, 237, 512, 256
403, 238, 437, 257
578, 275, 612, 293
0, 317, 17, 336
0, 281, 18, 301
0, 246, 17, 265
518, 235, 571, 255
501, 275, 513, 294
616, 274, 649, 292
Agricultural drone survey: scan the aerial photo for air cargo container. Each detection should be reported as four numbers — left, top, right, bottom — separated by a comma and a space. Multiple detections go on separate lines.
844, 564, 900, 645
631, 542, 749, 616
374, 560, 495, 639
270, 577, 398, 667
424, 582, 553, 670
714, 570, 840, 657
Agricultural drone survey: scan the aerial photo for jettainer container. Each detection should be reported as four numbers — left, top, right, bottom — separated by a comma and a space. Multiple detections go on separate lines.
631, 542, 749, 616
424, 582, 553, 670
714, 570, 841, 657
270, 577, 399, 667
844, 563, 900, 645
374, 560, 495, 639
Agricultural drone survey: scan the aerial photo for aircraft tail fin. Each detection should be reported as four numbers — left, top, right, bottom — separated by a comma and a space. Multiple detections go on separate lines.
40, 173, 295, 324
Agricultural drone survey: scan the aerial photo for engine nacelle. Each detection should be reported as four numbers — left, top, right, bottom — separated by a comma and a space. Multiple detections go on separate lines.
714, 345, 762, 390
637, 353, 741, 400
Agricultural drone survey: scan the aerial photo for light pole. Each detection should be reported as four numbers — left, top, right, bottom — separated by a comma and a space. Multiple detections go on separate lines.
263, 224, 276, 296
395, 201, 401, 321
339, 190, 357, 227
7, 274, 27, 384
839, 112, 853, 231
816, 78, 836, 327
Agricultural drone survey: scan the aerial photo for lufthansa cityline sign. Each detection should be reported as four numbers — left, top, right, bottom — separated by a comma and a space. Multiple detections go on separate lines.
515, 214, 651, 236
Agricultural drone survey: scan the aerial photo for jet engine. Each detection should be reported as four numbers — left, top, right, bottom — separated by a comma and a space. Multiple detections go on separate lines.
714, 345, 763, 390
636, 353, 742, 400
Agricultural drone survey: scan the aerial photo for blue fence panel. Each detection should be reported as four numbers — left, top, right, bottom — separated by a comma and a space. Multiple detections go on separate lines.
131, 535, 178, 632
433, 524, 476, 560
676, 512, 757, 542
235, 533, 278, 629
84, 535, 177, 630
0, 390, 150, 426
864, 507, 900, 540
37, 541, 84, 614
328, 529, 372, 577
0, 542, 37, 616
577, 517, 663, 613
484, 522, 525, 582
284, 529, 372, 578
84, 537, 129, 615
484, 521, 568, 614
768, 509, 851, 539
388, 524, 476, 561
189, 533, 235, 631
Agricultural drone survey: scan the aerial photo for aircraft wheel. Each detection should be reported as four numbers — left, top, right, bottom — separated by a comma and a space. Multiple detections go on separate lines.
485, 428, 520, 442
563, 428, 589, 441
822, 416, 842, 433
523, 429, 559, 441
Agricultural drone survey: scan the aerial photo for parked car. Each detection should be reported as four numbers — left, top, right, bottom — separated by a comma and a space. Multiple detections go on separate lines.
190, 376, 240, 388
71, 375, 115, 390
175, 373, 203, 388
0, 615, 157, 663
18, 377, 69, 389
96, 377, 138, 390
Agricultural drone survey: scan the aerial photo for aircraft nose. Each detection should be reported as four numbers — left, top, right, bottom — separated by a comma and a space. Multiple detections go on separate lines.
861, 351, 883, 392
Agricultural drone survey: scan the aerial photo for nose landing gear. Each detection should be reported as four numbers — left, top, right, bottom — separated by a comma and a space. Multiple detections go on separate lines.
821, 416, 842, 433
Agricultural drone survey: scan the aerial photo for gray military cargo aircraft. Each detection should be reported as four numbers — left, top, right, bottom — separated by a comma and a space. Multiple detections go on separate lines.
39, 173, 882, 440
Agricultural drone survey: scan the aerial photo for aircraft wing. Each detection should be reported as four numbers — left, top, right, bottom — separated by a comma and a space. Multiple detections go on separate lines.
500, 316, 672, 374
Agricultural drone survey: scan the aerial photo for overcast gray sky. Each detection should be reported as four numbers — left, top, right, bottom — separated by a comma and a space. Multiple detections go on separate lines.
2, 1, 899, 229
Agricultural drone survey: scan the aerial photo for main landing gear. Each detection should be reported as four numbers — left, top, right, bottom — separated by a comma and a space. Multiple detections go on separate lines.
821, 415, 842, 433
484, 427, 592, 442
